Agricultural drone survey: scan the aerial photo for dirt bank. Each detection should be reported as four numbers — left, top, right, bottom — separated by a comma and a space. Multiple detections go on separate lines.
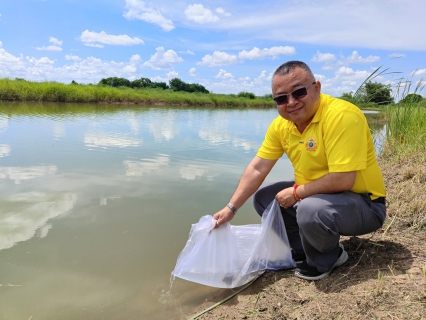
190, 153, 426, 320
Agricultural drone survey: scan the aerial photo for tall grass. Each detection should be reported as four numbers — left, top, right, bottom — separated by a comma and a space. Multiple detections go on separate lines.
384, 101, 426, 157
0, 78, 275, 108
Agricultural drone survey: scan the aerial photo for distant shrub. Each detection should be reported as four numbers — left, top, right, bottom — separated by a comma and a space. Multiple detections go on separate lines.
399, 93, 424, 104
237, 92, 256, 99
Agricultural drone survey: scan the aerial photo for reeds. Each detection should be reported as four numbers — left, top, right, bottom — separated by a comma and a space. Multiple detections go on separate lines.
0, 78, 275, 108
384, 102, 426, 156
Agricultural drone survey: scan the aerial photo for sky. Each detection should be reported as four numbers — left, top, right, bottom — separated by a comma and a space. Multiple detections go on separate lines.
0, 0, 425, 98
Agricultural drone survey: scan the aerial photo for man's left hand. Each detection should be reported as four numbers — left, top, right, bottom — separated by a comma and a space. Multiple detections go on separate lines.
275, 187, 297, 209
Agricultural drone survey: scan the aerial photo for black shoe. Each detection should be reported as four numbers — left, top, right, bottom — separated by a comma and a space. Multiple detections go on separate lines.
291, 251, 306, 264
294, 244, 348, 281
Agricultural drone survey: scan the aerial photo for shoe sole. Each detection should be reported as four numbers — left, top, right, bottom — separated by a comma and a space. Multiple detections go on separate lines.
295, 243, 348, 281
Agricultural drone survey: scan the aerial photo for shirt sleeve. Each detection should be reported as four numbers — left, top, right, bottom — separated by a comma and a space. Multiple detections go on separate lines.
256, 118, 286, 160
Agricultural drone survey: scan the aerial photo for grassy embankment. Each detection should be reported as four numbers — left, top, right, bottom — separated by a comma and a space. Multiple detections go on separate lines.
380, 101, 426, 229
0, 78, 274, 108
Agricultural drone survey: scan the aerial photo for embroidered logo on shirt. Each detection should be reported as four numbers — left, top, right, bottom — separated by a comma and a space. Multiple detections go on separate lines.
305, 136, 317, 151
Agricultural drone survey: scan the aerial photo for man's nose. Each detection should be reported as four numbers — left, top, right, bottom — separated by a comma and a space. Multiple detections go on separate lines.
287, 94, 298, 106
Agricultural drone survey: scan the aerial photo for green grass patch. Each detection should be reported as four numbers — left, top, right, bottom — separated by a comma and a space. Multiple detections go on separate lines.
0, 78, 275, 108
383, 101, 426, 157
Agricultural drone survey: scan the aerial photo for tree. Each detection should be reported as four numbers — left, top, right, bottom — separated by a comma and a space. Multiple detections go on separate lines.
169, 78, 188, 91
131, 78, 152, 88
364, 81, 393, 105
399, 93, 424, 104
237, 92, 256, 99
169, 78, 209, 93
151, 81, 169, 90
339, 92, 355, 103
99, 77, 132, 88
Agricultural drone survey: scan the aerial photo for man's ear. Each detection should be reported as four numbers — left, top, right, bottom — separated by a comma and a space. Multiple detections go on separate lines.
315, 81, 321, 93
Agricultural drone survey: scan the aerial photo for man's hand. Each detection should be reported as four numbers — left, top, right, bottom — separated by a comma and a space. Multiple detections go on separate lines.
275, 187, 297, 209
212, 207, 235, 228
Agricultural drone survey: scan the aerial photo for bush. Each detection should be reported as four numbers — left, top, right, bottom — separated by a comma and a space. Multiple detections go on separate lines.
399, 93, 424, 104
237, 92, 256, 99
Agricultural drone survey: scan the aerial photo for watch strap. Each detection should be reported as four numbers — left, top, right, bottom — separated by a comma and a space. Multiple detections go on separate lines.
226, 203, 238, 214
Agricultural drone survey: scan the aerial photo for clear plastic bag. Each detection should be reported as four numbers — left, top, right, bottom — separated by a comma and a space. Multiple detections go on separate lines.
172, 200, 295, 288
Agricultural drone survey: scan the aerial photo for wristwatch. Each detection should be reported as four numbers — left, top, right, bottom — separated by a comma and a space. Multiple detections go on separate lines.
226, 203, 238, 214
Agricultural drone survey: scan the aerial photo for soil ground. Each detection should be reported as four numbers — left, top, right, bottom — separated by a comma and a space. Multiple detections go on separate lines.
189, 154, 426, 320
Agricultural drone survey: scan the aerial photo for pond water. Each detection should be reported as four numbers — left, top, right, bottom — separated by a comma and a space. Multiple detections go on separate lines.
0, 103, 385, 319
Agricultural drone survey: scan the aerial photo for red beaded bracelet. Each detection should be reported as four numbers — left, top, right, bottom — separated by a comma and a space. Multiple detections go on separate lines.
293, 183, 302, 201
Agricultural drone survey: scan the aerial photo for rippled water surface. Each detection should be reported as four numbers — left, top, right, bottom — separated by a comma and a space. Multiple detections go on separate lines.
0, 102, 385, 319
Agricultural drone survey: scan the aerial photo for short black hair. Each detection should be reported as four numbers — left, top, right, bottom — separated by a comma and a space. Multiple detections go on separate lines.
273, 61, 315, 80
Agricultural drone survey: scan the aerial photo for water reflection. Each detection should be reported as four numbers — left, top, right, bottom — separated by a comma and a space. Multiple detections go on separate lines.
0, 192, 77, 250
84, 133, 142, 148
179, 164, 209, 180
0, 165, 57, 184
0, 116, 8, 133
53, 123, 66, 139
0, 144, 10, 157
148, 110, 180, 142
123, 154, 170, 176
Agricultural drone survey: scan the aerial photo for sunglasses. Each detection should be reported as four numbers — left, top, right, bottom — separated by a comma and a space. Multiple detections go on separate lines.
273, 82, 316, 105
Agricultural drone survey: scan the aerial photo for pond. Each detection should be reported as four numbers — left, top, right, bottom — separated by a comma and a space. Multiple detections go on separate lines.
0, 102, 385, 319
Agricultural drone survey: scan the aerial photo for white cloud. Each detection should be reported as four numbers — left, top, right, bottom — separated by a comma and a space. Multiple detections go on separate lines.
65, 54, 81, 61
335, 67, 370, 79
84, 43, 104, 48
123, 0, 175, 32
189, 67, 196, 76
253, 70, 271, 84
215, 69, 234, 79
185, 4, 219, 24
411, 69, 426, 76
49, 37, 62, 46
0, 44, 144, 82
311, 50, 336, 63
198, 2, 426, 51
143, 47, 183, 70
166, 70, 178, 78
179, 50, 195, 55
35, 36, 63, 51
197, 51, 237, 67
35, 46, 62, 52
389, 53, 406, 58
80, 30, 144, 46
343, 51, 380, 64
238, 46, 296, 60
216, 7, 231, 17
122, 54, 142, 73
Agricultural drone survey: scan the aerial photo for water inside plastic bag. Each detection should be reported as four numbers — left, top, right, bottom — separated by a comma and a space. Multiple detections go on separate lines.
172, 200, 295, 288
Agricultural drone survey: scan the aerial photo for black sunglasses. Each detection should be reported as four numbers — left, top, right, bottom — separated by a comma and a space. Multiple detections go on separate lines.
273, 82, 316, 105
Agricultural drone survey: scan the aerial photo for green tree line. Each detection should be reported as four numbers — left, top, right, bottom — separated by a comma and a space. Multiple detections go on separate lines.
339, 81, 425, 106
98, 77, 209, 94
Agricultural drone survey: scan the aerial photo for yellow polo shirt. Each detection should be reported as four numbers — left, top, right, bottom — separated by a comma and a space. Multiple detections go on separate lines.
257, 93, 386, 199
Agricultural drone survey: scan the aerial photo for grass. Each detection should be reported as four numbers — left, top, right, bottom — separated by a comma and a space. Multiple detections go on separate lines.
383, 101, 426, 157
0, 78, 275, 108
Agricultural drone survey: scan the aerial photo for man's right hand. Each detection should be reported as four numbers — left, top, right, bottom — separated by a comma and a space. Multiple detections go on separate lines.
212, 207, 235, 228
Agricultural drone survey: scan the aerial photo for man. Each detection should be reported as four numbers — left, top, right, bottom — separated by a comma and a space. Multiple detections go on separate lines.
213, 61, 386, 281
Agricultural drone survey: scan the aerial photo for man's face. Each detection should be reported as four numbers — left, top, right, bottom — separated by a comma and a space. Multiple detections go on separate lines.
272, 67, 321, 131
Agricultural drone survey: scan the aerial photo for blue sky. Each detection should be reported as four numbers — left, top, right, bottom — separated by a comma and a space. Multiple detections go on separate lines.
0, 0, 425, 98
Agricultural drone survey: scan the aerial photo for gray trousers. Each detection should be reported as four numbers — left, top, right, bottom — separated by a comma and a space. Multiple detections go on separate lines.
253, 181, 386, 272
